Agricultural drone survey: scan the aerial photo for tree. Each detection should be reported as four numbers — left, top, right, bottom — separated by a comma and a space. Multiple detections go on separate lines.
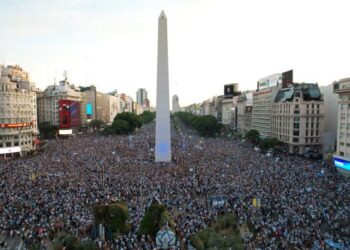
191, 214, 243, 250
38, 122, 58, 139
139, 111, 156, 124
138, 200, 175, 238
89, 119, 104, 130
175, 112, 222, 137
245, 129, 260, 144
111, 119, 130, 134
92, 203, 130, 235
114, 112, 142, 131
53, 233, 79, 250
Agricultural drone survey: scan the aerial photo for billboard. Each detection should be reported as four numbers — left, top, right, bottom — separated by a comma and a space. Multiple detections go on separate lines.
70, 101, 81, 127
0, 146, 21, 154
59, 100, 70, 128
224, 83, 239, 98
86, 103, 93, 119
0, 122, 32, 129
333, 157, 350, 171
59, 129, 73, 135
59, 100, 81, 128
258, 73, 282, 90
282, 70, 293, 88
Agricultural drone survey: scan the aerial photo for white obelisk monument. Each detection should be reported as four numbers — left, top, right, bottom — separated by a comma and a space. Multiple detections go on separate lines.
155, 10, 171, 162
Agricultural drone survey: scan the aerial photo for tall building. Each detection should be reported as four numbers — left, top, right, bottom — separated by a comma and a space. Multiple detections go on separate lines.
37, 77, 87, 129
221, 84, 240, 127
120, 94, 134, 113
0, 66, 38, 157
320, 85, 338, 159
144, 98, 150, 110
200, 98, 216, 116
333, 78, 350, 175
252, 73, 283, 137
172, 95, 181, 113
237, 91, 253, 134
136, 88, 148, 106
252, 71, 293, 137
271, 83, 324, 156
221, 98, 234, 126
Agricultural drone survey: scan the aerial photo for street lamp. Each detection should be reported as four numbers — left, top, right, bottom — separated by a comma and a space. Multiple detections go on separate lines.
99, 160, 105, 188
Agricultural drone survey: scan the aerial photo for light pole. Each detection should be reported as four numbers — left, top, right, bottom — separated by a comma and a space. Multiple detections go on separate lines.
99, 160, 104, 188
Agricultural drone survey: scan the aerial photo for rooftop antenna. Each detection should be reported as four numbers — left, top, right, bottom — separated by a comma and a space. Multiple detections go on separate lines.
2, 52, 5, 66
85, 55, 87, 86
63, 70, 68, 81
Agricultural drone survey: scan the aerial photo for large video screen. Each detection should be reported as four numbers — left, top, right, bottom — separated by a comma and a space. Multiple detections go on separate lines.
333, 157, 350, 171
59, 100, 81, 128
70, 101, 81, 127
86, 103, 93, 119
282, 70, 293, 88
59, 100, 71, 128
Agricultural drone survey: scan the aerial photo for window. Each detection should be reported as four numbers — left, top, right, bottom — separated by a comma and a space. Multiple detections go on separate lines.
293, 138, 299, 142
340, 152, 344, 156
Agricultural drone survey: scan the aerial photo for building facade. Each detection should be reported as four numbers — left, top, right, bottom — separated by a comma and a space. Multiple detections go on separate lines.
320, 85, 338, 159
136, 88, 148, 106
0, 66, 38, 157
221, 98, 234, 126
333, 78, 350, 175
271, 83, 324, 156
252, 73, 282, 137
200, 98, 216, 116
172, 95, 181, 113
37, 78, 87, 128
237, 92, 253, 134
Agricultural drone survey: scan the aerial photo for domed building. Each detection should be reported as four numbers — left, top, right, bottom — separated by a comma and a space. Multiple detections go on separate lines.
0, 65, 38, 158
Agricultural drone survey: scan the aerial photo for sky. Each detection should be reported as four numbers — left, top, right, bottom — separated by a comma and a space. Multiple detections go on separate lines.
0, 0, 349, 106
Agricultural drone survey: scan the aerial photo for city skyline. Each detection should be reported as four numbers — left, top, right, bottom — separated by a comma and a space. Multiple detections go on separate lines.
1, 0, 349, 106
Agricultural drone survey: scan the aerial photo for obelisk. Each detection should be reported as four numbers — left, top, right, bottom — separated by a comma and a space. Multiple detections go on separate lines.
155, 10, 171, 162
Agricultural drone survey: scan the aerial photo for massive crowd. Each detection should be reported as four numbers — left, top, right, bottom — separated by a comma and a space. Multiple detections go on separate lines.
0, 119, 349, 249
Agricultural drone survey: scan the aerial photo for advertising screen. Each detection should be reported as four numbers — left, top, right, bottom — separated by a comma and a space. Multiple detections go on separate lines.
59, 100, 71, 128
0, 122, 32, 128
258, 73, 282, 90
70, 101, 81, 127
86, 103, 93, 119
282, 70, 293, 88
333, 157, 350, 171
59, 129, 73, 135
59, 100, 81, 128
224, 84, 234, 97
0, 146, 21, 154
